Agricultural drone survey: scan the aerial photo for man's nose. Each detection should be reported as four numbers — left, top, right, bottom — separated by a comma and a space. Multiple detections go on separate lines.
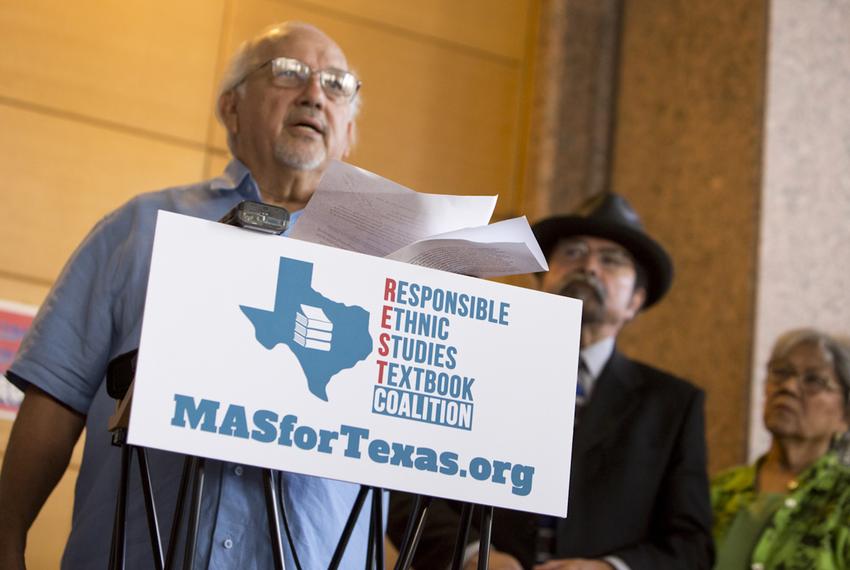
296, 74, 326, 109
577, 252, 601, 275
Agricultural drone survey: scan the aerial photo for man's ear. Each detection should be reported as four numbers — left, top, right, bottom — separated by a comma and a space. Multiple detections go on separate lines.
218, 90, 239, 136
342, 120, 356, 159
626, 286, 647, 320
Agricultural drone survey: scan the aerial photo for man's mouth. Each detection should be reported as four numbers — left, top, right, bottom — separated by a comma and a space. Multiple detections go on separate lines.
288, 117, 325, 136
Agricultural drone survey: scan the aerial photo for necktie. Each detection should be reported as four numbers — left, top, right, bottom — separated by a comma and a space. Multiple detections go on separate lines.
535, 358, 591, 563
575, 357, 590, 420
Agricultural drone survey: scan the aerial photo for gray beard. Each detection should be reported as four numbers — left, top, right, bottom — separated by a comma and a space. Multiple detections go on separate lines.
570, 290, 605, 324
274, 141, 326, 171
561, 276, 606, 324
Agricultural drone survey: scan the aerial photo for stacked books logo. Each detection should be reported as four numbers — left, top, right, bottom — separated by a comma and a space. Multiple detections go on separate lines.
294, 304, 333, 351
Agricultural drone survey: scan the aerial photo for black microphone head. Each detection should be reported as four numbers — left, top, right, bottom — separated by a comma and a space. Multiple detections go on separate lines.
219, 200, 290, 234
106, 349, 138, 400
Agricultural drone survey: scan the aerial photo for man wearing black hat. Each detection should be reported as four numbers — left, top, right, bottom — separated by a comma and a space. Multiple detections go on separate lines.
388, 194, 713, 570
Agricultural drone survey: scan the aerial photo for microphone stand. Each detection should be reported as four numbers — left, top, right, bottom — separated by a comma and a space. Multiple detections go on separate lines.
107, 201, 293, 569
106, 360, 288, 570
106, 376, 164, 570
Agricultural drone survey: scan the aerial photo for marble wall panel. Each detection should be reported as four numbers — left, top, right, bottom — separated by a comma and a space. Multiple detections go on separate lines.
750, 0, 850, 459
612, 0, 767, 473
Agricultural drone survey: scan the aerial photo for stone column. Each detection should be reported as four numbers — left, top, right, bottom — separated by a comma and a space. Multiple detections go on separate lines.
749, 0, 850, 459
523, 0, 624, 219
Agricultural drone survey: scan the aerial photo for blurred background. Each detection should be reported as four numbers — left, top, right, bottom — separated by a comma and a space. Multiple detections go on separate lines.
0, 0, 848, 566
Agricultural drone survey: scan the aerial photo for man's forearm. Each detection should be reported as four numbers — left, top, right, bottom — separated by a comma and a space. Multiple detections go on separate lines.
0, 385, 85, 557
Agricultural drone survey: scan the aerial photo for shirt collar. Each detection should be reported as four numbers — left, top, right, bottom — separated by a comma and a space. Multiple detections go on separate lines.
209, 158, 261, 199
580, 336, 616, 381
211, 158, 305, 235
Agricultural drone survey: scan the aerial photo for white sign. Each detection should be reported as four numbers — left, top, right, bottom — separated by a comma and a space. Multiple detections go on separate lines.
129, 212, 582, 516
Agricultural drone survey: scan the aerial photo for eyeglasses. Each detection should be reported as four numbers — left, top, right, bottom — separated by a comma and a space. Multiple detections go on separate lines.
250, 57, 361, 102
555, 240, 635, 270
766, 362, 843, 394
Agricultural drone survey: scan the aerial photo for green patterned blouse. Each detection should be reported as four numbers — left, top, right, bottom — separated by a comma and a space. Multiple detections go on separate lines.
711, 452, 850, 569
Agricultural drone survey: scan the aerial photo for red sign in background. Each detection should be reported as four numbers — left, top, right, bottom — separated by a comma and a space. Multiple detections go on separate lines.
0, 306, 35, 414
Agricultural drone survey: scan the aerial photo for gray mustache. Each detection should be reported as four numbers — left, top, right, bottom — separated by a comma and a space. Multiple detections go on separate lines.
560, 273, 606, 302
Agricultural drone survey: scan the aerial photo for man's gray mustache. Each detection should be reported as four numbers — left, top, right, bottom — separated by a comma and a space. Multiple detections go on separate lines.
560, 273, 606, 302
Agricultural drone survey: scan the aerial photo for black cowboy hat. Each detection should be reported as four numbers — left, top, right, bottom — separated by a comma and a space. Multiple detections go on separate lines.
531, 193, 673, 309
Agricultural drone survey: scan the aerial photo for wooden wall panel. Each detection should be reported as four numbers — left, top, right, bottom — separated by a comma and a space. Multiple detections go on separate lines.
293, 0, 528, 60
0, 1, 535, 567
0, 104, 207, 283
207, 0, 528, 217
0, 0, 225, 143
0, 276, 49, 307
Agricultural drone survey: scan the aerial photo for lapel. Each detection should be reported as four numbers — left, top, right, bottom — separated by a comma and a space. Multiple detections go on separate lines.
572, 350, 646, 457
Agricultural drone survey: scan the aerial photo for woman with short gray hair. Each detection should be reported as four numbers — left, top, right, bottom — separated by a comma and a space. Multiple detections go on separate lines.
711, 328, 850, 569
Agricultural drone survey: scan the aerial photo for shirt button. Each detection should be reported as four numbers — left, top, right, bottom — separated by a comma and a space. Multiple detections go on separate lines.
223, 538, 234, 549
234, 465, 244, 477
784, 497, 798, 508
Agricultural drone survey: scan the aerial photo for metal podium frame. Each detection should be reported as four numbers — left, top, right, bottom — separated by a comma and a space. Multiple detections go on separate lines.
107, 425, 393, 570
106, 431, 289, 570
391, 494, 494, 570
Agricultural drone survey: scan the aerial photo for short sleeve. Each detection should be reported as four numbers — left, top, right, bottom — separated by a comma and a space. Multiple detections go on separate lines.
9, 210, 129, 413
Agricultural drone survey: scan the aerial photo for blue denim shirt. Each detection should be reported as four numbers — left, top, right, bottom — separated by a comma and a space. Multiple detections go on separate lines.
10, 160, 375, 569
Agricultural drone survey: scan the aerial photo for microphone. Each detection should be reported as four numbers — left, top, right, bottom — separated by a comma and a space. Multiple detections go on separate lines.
219, 200, 290, 234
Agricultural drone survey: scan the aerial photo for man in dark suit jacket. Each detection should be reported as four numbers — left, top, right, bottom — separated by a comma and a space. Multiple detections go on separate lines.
388, 193, 714, 570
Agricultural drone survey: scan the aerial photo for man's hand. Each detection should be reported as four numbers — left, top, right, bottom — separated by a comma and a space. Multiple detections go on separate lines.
464, 547, 523, 570
533, 559, 614, 570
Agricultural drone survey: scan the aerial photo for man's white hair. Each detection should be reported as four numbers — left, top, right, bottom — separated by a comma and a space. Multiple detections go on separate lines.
214, 21, 362, 129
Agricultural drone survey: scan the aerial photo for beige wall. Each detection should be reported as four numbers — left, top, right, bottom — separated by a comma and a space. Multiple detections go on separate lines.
0, 1, 537, 566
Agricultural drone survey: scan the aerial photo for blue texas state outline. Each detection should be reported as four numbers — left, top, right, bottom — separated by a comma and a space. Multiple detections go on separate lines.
239, 257, 372, 401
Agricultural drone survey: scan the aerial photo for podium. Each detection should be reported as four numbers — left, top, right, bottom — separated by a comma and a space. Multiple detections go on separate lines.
105, 370, 475, 570
113, 211, 580, 568
106, 360, 390, 570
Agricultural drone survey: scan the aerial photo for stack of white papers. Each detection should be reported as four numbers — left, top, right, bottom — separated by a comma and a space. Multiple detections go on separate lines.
288, 161, 548, 278
293, 305, 333, 351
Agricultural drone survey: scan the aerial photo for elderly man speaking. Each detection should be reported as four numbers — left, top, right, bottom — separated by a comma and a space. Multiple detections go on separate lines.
0, 22, 367, 569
